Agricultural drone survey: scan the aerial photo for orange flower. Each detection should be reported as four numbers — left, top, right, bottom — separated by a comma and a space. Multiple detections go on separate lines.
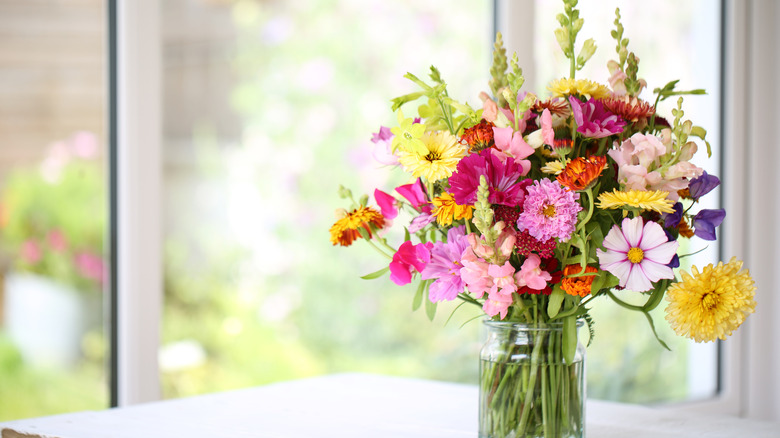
329, 206, 385, 247
432, 193, 473, 226
561, 264, 599, 297
461, 120, 495, 153
556, 156, 607, 191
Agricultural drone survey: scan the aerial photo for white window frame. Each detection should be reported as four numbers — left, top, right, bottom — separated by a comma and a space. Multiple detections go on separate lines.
116, 0, 779, 420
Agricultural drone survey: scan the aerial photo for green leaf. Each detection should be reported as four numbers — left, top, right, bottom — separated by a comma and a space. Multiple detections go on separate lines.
643, 310, 671, 351
563, 315, 578, 365
412, 280, 426, 311
589, 270, 606, 294
403, 227, 411, 242
360, 266, 389, 280
425, 291, 437, 321
547, 285, 566, 318
642, 279, 668, 312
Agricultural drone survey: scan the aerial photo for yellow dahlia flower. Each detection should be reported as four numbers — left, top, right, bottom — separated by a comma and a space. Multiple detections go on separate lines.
398, 131, 465, 182
665, 257, 756, 342
329, 206, 385, 247
547, 78, 612, 100
597, 189, 675, 214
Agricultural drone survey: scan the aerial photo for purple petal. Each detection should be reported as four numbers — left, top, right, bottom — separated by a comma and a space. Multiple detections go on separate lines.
693, 209, 726, 241
688, 171, 720, 199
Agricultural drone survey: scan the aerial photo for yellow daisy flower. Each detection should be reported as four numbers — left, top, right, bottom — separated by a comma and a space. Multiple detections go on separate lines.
432, 193, 473, 226
665, 257, 756, 342
547, 78, 612, 100
597, 189, 675, 214
398, 131, 465, 182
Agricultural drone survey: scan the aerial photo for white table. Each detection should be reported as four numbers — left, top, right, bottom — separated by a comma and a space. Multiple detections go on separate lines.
1, 373, 777, 437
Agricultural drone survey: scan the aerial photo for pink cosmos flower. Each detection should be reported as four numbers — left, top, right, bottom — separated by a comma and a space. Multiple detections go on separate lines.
389, 241, 432, 286
491, 127, 534, 171
517, 179, 582, 242
596, 217, 679, 292
373, 189, 398, 220
449, 150, 532, 207
421, 226, 471, 302
514, 254, 552, 291
568, 96, 626, 138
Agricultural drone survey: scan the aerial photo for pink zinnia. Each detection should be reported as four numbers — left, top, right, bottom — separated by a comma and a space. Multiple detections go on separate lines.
449, 150, 532, 207
596, 217, 678, 292
569, 96, 626, 138
389, 241, 432, 286
517, 179, 582, 242
421, 226, 471, 302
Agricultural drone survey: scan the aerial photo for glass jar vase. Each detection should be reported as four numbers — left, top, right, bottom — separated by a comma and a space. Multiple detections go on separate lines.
479, 320, 586, 438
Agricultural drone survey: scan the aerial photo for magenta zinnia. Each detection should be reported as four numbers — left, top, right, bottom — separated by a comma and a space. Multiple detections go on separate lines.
596, 216, 679, 292
449, 149, 532, 207
516, 179, 582, 242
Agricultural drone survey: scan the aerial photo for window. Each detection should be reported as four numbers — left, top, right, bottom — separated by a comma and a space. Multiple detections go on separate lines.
0, 0, 109, 420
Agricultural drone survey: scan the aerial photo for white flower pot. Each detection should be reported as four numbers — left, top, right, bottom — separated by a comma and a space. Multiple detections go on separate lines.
2, 272, 101, 368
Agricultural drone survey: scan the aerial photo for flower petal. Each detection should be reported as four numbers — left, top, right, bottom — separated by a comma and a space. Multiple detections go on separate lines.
602, 259, 632, 287
642, 240, 679, 265
639, 220, 668, 250
638, 259, 675, 283
603, 226, 630, 253
621, 216, 644, 248
597, 248, 628, 267
624, 263, 653, 292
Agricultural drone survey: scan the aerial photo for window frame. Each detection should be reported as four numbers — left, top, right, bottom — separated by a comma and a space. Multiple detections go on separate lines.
112, 0, 774, 419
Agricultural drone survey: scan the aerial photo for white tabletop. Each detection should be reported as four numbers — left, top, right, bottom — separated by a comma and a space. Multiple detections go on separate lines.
0, 373, 777, 437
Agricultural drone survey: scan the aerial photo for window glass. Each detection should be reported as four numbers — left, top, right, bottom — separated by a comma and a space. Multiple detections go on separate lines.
533, 0, 722, 403
160, 0, 491, 398
0, 0, 108, 420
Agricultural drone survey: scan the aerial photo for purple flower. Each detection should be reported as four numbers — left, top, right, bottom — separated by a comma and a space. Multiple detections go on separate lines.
568, 96, 626, 138
688, 171, 720, 200
371, 126, 393, 143
420, 226, 471, 302
516, 179, 582, 242
449, 150, 531, 207
663, 202, 684, 229
692, 209, 726, 241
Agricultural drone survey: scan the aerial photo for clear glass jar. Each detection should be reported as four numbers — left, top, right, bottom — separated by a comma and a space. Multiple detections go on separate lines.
479, 320, 586, 438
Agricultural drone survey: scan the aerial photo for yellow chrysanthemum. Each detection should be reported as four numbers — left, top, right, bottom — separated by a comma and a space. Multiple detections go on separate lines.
329, 206, 385, 247
597, 189, 675, 214
547, 78, 612, 100
398, 131, 465, 182
665, 257, 756, 343
432, 193, 473, 226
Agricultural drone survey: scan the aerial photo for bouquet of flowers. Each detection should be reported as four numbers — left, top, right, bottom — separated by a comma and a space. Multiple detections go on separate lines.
329, 1, 756, 436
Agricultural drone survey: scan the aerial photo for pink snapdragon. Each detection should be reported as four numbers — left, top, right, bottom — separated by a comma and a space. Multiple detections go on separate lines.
514, 254, 552, 291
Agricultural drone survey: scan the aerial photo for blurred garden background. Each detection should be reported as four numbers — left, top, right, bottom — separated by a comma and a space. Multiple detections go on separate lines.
0, 0, 720, 421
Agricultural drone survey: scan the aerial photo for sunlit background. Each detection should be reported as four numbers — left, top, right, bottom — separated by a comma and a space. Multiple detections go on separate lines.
0, 0, 720, 420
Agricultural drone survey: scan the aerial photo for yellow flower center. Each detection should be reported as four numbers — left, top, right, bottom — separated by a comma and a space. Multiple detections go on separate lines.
627, 247, 644, 264
542, 204, 556, 218
404, 132, 413, 140
701, 291, 718, 310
